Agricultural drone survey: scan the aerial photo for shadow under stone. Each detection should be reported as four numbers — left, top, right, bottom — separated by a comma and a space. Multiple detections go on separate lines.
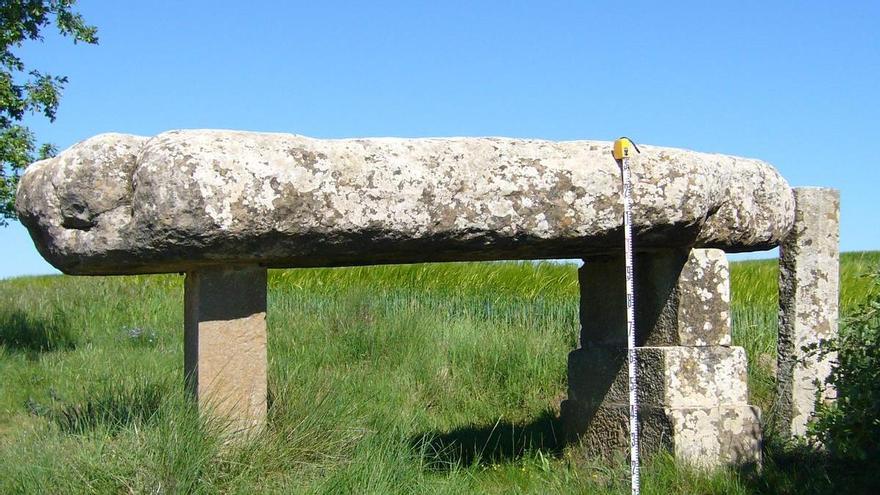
28, 380, 170, 434
0, 309, 76, 353
736, 439, 880, 495
412, 409, 563, 469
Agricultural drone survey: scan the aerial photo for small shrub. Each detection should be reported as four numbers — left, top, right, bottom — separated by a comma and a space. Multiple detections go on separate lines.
809, 272, 880, 462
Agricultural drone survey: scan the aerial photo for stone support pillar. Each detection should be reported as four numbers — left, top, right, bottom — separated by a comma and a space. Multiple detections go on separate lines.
777, 187, 840, 438
185, 266, 268, 434
562, 248, 762, 468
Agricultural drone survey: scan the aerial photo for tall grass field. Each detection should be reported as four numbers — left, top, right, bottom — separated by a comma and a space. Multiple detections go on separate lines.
1, 252, 878, 494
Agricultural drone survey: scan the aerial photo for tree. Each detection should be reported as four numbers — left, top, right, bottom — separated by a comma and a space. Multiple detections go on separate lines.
0, 0, 97, 226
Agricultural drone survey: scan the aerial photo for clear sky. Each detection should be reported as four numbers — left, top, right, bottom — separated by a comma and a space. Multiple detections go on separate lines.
2, 1, 878, 278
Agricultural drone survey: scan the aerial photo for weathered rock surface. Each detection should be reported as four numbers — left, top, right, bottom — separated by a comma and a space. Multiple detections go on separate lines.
565, 247, 763, 467
568, 346, 749, 408
16, 130, 794, 275
561, 402, 762, 468
777, 187, 839, 438
579, 249, 732, 347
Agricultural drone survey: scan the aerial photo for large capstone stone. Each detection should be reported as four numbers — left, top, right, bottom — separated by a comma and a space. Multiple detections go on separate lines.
16, 130, 795, 275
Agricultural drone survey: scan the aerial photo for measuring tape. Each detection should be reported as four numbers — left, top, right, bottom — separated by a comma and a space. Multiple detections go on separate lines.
612, 137, 641, 495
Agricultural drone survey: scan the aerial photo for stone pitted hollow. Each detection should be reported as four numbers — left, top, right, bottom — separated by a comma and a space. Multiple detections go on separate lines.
15, 130, 795, 275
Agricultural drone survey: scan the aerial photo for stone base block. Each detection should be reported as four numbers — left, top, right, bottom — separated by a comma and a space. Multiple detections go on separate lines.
561, 400, 762, 468
568, 346, 748, 408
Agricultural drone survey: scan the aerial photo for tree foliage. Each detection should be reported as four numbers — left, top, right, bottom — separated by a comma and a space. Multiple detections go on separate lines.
0, 0, 97, 225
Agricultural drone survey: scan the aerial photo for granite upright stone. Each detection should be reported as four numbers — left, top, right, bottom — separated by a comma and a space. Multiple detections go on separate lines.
777, 187, 840, 438
185, 266, 268, 434
577, 249, 731, 348
563, 248, 762, 468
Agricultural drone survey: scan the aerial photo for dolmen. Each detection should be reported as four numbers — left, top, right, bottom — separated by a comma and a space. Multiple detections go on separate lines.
16, 130, 839, 468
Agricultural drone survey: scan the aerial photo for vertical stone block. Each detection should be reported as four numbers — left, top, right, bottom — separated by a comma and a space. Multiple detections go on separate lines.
777, 187, 840, 438
677, 249, 731, 346
578, 249, 685, 347
579, 248, 731, 347
564, 247, 760, 467
185, 266, 268, 434
567, 346, 749, 409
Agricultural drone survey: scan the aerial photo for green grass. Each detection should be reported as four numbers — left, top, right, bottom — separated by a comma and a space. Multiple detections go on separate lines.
1, 252, 878, 493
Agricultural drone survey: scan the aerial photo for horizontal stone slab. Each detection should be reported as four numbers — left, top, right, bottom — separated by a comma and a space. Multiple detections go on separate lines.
561, 401, 762, 468
567, 346, 748, 408
16, 130, 794, 275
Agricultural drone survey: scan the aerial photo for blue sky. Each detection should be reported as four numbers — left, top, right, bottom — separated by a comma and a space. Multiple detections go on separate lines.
3, 1, 878, 278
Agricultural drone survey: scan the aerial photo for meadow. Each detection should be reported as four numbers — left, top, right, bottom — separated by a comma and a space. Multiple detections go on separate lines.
0, 251, 877, 494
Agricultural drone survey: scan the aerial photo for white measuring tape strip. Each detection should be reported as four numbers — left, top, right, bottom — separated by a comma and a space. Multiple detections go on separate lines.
613, 137, 641, 495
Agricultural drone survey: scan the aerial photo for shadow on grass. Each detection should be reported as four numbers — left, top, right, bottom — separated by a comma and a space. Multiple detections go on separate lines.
0, 309, 76, 353
412, 409, 563, 469
28, 380, 170, 434
738, 438, 880, 494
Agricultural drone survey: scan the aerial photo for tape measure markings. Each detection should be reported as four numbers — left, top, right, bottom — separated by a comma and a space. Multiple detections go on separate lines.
613, 137, 641, 495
